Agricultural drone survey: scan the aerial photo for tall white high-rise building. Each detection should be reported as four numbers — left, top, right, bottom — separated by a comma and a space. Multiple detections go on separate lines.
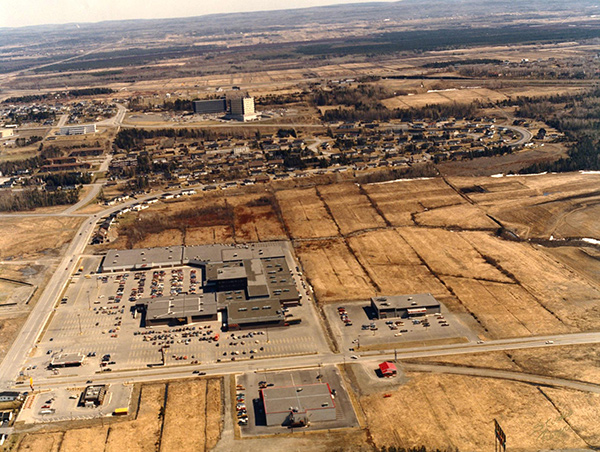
229, 95, 256, 121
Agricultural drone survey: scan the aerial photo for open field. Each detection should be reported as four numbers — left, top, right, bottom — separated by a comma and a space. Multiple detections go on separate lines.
361, 178, 465, 226
317, 183, 386, 235
413, 203, 498, 229
184, 225, 235, 245
15, 379, 222, 452
295, 239, 375, 303
161, 378, 222, 452
462, 232, 600, 332
276, 187, 339, 239
347, 229, 449, 297
449, 173, 600, 239
0, 217, 83, 259
396, 228, 513, 282
544, 246, 600, 286
104, 383, 164, 452
228, 194, 286, 243
360, 372, 587, 450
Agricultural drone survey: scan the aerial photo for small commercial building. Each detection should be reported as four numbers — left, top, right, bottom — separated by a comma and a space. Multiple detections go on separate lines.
261, 383, 336, 426
378, 362, 397, 377
0, 392, 21, 402
59, 124, 97, 135
79, 385, 106, 407
370, 293, 441, 319
49, 353, 85, 368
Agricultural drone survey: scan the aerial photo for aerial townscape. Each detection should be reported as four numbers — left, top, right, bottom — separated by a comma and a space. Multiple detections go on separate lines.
1, 0, 600, 450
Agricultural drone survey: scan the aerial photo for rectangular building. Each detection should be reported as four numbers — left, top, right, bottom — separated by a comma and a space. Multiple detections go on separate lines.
226, 298, 284, 330
139, 293, 218, 327
261, 383, 336, 426
370, 293, 441, 319
59, 124, 97, 135
193, 98, 227, 115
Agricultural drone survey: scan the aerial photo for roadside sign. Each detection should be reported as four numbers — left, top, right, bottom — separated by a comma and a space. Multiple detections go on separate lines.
494, 418, 506, 451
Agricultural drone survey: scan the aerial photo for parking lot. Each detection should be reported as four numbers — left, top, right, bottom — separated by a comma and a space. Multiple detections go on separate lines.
17, 383, 132, 424
235, 366, 359, 436
20, 250, 330, 382
324, 301, 479, 352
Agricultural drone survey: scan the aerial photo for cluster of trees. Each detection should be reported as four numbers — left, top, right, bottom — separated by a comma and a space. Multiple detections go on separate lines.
322, 102, 478, 123
355, 163, 438, 184
15, 136, 42, 147
514, 87, 600, 173
40, 172, 92, 188
0, 188, 79, 212
114, 128, 219, 150
3, 87, 114, 104
313, 84, 393, 108
0, 145, 63, 176
162, 98, 195, 111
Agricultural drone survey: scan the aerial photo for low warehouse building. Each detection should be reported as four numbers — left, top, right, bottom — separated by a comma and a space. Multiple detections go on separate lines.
137, 293, 218, 327
261, 383, 336, 426
49, 353, 85, 368
370, 293, 441, 319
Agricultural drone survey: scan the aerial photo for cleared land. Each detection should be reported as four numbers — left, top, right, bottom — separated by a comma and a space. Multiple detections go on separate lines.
276, 187, 339, 238
360, 372, 587, 450
413, 203, 498, 229
317, 183, 386, 235
0, 216, 83, 259
228, 194, 287, 243
295, 239, 375, 302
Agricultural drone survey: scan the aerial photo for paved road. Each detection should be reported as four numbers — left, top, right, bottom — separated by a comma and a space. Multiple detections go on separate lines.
403, 363, 600, 394
19, 331, 600, 391
61, 183, 103, 215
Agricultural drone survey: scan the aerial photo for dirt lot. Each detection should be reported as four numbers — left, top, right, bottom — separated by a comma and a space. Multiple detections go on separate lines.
14, 379, 223, 452
276, 187, 339, 239
317, 183, 386, 235
0, 217, 83, 259
295, 239, 375, 303
360, 372, 588, 450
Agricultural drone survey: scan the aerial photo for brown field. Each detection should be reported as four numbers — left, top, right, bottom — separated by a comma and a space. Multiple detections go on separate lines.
361, 372, 587, 451
347, 230, 449, 297
59, 426, 110, 452
381, 87, 508, 109
0, 216, 83, 259
544, 246, 600, 286
361, 178, 464, 226
442, 276, 569, 338
136, 228, 184, 248
17, 432, 63, 452
104, 383, 164, 452
184, 225, 235, 245
317, 183, 386, 235
295, 239, 375, 302
276, 187, 339, 238
228, 194, 286, 243
161, 378, 223, 452
413, 203, 498, 229
449, 173, 600, 239
396, 228, 512, 282
462, 232, 600, 332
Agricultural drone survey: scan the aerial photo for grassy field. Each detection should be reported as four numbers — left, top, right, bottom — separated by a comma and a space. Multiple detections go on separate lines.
295, 239, 375, 302
0, 217, 83, 259
14, 379, 223, 452
317, 183, 386, 235
360, 372, 588, 450
276, 187, 339, 239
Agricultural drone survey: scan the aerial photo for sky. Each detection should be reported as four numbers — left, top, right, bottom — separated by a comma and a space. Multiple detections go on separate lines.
0, 0, 391, 28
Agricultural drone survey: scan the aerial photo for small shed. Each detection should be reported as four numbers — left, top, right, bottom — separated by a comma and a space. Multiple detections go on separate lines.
379, 362, 397, 377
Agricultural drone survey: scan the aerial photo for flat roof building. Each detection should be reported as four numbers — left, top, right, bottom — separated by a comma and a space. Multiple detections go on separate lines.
226, 298, 284, 330
138, 293, 218, 327
261, 383, 336, 426
193, 98, 227, 115
49, 353, 85, 368
59, 124, 97, 136
370, 293, 441, 319
79, 385, 106, 407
